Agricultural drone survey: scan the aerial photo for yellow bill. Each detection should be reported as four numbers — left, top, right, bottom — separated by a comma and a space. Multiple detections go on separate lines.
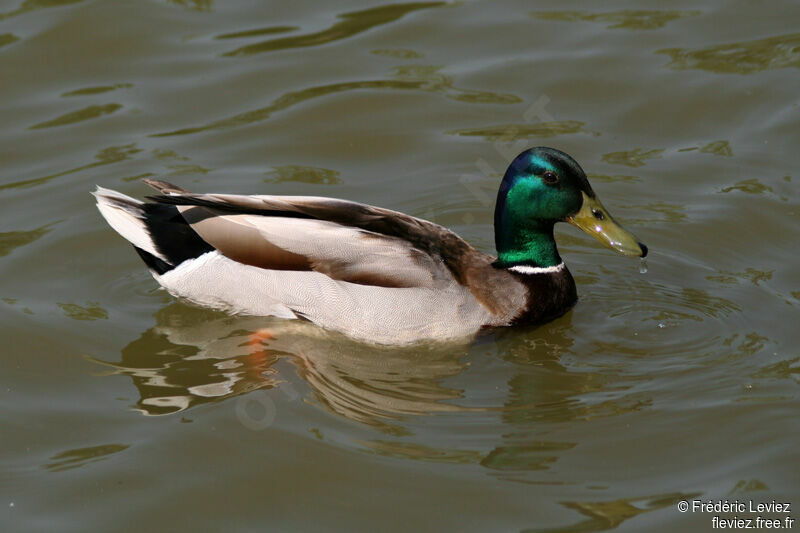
566, 192, 647, 257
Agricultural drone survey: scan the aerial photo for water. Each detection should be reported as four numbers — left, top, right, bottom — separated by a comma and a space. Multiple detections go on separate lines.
2, 1, 800, 531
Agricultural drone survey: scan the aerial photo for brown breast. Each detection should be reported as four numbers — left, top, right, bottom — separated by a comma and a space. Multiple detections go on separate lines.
507, 266, 578, 326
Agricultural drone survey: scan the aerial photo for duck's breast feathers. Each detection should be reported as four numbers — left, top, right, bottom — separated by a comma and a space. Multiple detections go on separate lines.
146, 189, 475, 289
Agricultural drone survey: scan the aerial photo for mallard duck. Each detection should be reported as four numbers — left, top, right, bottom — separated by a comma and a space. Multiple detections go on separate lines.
94, 147, 646, 344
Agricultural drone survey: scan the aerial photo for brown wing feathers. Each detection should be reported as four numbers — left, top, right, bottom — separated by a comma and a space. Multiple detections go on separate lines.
142, 179, 478, 285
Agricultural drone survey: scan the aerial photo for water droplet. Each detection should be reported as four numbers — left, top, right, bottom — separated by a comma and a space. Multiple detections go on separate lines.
639, 257, 648, 274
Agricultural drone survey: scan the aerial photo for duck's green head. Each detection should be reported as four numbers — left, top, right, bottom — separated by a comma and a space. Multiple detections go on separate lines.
494, 147, 647, 268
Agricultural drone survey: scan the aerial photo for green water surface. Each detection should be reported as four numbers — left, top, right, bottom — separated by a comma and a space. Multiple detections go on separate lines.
2, 1, 799, 531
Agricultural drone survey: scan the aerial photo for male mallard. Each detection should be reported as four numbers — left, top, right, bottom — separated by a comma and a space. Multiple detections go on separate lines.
94, 147, 646, 344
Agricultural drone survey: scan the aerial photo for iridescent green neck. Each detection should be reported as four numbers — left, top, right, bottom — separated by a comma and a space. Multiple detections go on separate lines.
495, 220, 561, 268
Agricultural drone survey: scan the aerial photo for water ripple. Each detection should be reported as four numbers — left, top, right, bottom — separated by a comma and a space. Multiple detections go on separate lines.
448, 120, 592, 141
522, 491, 699, 532
167, 0, 212, 12
602, 148, 664, 167
532, 9, 700, 30
0, 33, 19, 48
215, 26, 297, 40
0, 144, 142, 192
222, 2, 445, 57
0, 223, 55, 257
61, 83, 132, 97
371, 48, 423, 59
658, 32, 800, 74
0, 0, 84, 21
152, 66, 520, 137
264, 165, 342, 185
43, 444, 129, 472
58, 301, 109, 321
29, 103, 122, 130
700, 139, 733, 156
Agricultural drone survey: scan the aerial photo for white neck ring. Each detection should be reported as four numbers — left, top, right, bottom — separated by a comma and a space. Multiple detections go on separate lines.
508, 262, 565, 275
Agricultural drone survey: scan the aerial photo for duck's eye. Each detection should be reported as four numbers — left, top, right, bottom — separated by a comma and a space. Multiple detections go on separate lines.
592, 208, 605, 220
542, 171, 559, 185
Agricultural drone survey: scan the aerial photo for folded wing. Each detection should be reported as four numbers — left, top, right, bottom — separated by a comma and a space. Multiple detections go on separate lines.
144, 179, 476, 289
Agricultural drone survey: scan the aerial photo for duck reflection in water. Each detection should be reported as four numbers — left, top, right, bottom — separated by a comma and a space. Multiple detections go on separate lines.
93, 302, 650, 429
94, 302, 653, 437
94, 303, 476, 427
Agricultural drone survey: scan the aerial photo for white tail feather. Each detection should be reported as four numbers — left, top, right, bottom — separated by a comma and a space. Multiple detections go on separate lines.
93, 186, 168, 262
